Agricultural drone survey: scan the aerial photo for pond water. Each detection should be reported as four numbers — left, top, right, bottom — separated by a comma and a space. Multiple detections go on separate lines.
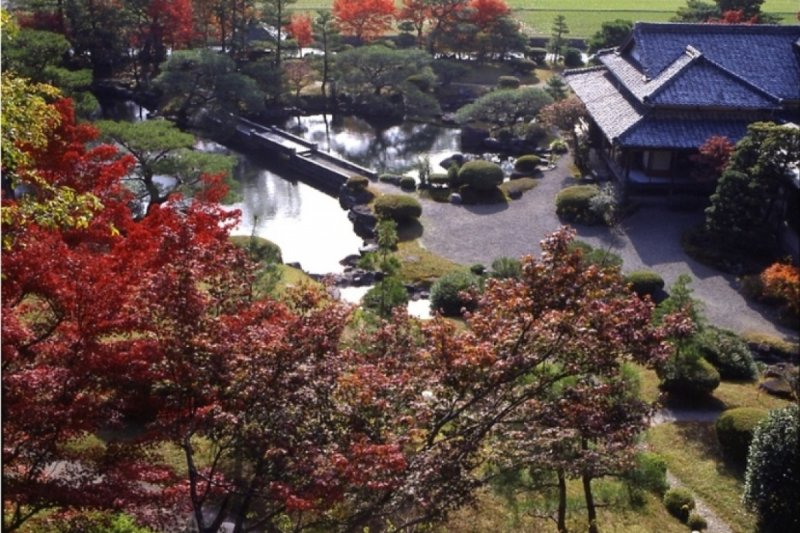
283, 114, 462, 177
338, 286, 432, 320
101, 101, 462, 278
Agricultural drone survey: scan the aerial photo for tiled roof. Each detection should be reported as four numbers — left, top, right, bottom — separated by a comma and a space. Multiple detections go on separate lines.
564, 67, 644, 142
647, 58, 779, 108
627, 23, 800, 102
619, 113, 752, 149
598, 46, 782, 108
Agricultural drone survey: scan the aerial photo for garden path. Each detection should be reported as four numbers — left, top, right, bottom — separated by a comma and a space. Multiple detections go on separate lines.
415, 152, 798, 341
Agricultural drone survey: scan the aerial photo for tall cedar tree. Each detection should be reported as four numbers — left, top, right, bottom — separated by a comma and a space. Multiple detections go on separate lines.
333, 0, 396, 42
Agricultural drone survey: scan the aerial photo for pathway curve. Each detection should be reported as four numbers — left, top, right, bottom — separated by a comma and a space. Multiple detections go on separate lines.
416, 153, 798, 340
649, 408, 734, 533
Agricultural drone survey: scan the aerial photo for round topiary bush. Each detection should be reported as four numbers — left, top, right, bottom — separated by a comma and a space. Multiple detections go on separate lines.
626, 270, 665, 298
458, 160, 505, 192
346, 174, 370, 191
373, 194, 422, 223
695, 326, 757, 380
555, 185, 601, 224
498, 75, 521, 89
663, 487, 695, 522
430, 270, 481, 316
687, 512, 708, 531
744, 405, 799, 532
716, 407, 769, 464
657, 351, 721, 398
514, 154, 542, 174
399, 176, 417, 191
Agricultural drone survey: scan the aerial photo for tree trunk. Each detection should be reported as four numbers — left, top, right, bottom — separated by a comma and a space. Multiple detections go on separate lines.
557, 468, 568, 533
582, 439, 598, 533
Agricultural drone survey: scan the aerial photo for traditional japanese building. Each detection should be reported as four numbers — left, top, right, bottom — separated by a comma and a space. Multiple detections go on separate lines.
564, 22, 800, 191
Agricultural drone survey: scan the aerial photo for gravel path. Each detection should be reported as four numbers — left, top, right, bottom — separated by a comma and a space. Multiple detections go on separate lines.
665, 471, 734, 533
417, 153, 798, 340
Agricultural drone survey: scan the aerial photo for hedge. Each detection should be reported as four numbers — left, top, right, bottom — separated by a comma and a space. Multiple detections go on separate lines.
657, 351, 720, 398
555, 185, 600, 224
399, 176, 417, 191
458, 160, 505, 191
626, 270, 665, 298
373, 194, 422, 222
715, 407, 769, 464
514, 154, 542, 174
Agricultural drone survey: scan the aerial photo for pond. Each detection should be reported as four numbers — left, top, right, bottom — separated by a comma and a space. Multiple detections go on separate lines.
283, 114, 462, 178
101, 101, 463, 278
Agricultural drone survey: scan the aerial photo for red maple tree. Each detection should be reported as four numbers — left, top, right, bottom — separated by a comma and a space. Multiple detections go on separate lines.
469, 0, 510, 30
333, 0, 396, 42
286, 11, 314, 52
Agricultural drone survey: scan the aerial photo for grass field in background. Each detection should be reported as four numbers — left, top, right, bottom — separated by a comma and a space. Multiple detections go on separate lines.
290, 0, 798, 38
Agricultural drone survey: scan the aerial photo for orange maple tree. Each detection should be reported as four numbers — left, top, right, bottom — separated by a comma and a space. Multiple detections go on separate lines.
286, 11, 314, 51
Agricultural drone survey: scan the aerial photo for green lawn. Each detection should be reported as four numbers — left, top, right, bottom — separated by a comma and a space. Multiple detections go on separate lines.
647, 422, 758, 533
290, 0, 798, 38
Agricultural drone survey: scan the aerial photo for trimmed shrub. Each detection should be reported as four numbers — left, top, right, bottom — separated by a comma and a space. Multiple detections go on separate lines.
549, 139, 568, 154
498, 75, 521, 89
346, 174, 370, 191
509, 57, 537, 75
500, 178, 537, 199
522, 123, 548, 146
514, 154, 542, 174
458, 160, 504, 191
491, 257, 522, 280
626, 270, 665, 298
564, 47, 584, 68
744, 405, 799, 532
429, 173, 449, 187
373, 194, 422, 223
430, 270, 481, 316
555, 185, 601, 224
716, 407, 769, 464
229, 235, 283, 265
696, 326, 757, 380
378, 173, 404, 185
526, 47, 548, 66
657, 349, 721, 397
687, 512, 708, 531
470, 263, 486, 276
399, 176, 417, 191
407, 73, 433, 92
567, 240, 623, 269
663, 487, 695, 522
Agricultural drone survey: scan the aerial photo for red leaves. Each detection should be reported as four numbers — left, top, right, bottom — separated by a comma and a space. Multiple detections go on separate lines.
286, 12, 314, 50
691, 134, 734, 181
469, 0, 510, 29
333, 0, 396, 42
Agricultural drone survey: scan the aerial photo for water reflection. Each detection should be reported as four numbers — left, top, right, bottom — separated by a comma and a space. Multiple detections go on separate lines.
284, 114, 461, 175
338, 286, 432, 320
228, 156, 362, 275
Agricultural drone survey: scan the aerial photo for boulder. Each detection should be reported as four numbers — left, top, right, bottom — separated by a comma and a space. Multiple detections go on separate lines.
348, 205, 377, 239
449, 193, 462, 205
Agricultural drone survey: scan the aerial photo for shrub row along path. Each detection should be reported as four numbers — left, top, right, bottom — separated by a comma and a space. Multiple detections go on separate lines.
415, 151, 798, 341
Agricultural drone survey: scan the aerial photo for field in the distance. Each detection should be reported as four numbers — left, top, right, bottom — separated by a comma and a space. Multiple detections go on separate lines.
291, 0, 798, 38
